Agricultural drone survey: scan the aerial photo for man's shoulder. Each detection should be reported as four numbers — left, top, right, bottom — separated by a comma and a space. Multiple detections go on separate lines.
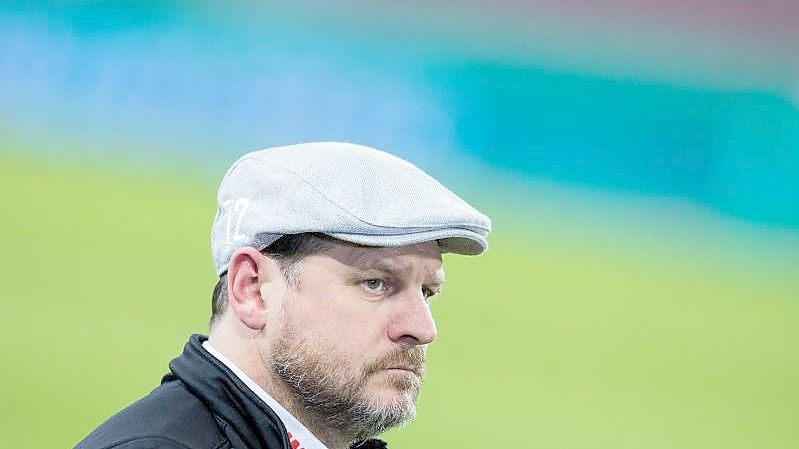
74, 379, 230, 449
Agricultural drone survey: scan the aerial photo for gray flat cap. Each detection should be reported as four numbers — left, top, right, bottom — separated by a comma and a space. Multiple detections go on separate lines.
211, 142, 491, 275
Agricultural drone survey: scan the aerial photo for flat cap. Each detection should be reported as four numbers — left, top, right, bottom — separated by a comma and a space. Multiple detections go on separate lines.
211, 142, 491, 275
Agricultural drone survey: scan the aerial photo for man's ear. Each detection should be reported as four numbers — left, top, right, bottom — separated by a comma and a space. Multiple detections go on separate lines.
226, 247, 282, 330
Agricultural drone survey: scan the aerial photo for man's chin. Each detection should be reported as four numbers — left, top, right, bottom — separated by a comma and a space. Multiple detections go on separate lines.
368, 369, 421, 391
362, 394, 418, 427
363, 378, 420, 411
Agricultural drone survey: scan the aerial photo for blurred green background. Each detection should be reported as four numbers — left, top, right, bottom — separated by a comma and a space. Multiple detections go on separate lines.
2, 2, 798, 448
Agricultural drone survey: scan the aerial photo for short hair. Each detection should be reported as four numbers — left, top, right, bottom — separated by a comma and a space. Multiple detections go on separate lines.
210, 233, 337, 328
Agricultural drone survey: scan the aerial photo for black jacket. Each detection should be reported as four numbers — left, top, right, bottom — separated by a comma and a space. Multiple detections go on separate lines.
74, 335, 387, 449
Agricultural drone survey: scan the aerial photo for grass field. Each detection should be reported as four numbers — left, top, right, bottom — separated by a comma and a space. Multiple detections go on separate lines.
1, 153, 798, 448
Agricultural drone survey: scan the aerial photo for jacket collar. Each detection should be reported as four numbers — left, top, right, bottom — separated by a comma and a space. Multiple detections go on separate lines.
166, 335, 389, 449
166, 334, 291, 449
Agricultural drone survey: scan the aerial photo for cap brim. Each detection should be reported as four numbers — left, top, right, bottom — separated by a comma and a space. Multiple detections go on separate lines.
325, 228, 487, 256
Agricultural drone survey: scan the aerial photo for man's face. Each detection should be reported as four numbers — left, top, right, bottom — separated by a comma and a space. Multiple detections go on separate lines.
262, 240, 443, 439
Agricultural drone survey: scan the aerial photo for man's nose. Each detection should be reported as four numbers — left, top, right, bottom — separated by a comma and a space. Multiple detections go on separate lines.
387, 289, 438, 346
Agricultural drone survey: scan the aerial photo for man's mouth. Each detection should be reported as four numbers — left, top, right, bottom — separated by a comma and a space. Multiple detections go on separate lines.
368, 348, 426, 377
383, 365, 422, 376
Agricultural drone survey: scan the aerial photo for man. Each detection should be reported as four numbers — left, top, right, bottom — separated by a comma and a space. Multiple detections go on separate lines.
75, 142, 491, 449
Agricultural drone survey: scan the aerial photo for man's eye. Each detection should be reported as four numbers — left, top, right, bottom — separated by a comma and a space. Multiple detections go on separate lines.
362, 279, 386, 294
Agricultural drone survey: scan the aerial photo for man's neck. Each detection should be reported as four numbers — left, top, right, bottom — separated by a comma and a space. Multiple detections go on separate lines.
207, 333, 356, 449
254, 367, 354, 449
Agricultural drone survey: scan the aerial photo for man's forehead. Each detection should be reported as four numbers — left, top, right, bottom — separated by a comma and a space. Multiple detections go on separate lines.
341, 241, 442, 261
328, 241, 444, 278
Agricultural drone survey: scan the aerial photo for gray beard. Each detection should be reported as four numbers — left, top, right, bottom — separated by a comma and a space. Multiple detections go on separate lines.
271, 328, 425, 441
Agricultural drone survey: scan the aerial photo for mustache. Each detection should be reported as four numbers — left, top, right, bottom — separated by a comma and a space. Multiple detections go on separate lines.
365, 347, 427, 375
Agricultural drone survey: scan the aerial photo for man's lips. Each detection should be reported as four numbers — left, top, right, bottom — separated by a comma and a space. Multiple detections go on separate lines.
383, 365, 422, 376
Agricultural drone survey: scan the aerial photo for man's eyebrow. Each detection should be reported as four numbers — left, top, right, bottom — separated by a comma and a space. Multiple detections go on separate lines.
352, 258, 445, 285
352, 258, 409, 275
